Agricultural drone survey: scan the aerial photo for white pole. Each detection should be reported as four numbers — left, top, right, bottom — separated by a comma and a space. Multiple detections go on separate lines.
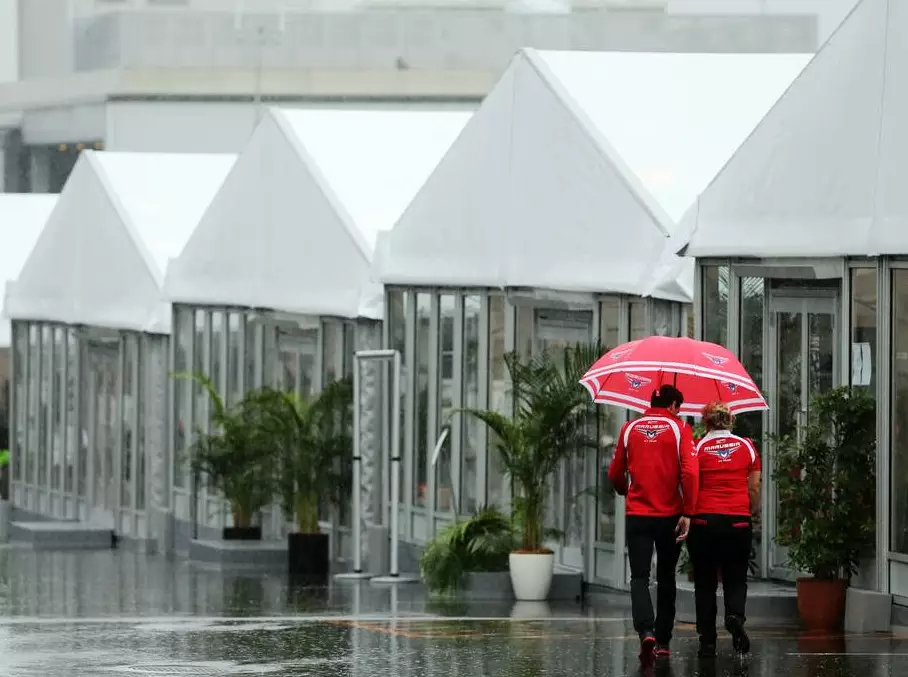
389, 350, 401, 577
351, 353, 363, 574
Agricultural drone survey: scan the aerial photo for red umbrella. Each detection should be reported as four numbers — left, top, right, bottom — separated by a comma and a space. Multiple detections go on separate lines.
580, 336, 768, 417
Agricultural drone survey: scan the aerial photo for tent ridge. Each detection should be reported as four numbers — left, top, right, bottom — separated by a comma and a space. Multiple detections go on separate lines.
271, 109, 373, 267
520, 47, 675, 240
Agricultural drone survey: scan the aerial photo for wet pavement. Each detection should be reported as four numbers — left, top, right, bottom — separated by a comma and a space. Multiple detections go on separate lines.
0, 547, 902, 676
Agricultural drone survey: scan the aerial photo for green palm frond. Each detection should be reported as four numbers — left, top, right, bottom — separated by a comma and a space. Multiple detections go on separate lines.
455, 342, 601, 552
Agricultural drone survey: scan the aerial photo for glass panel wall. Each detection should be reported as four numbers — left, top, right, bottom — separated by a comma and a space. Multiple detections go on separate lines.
487, 295, 508, 508
414, 293, 431, 508
597, 298, 621, 544
52, 328, 64, 492
173, 307, 192, 491
737, 277, 765, 442
436, 294, 455, 512
461, 294, 482, 514
13, 325, 25, 482
26, 325, 38, 487
387, 291, 408, 514
891, 270, 908, 554
852, 269, 878, 394
702, 265, 729, 346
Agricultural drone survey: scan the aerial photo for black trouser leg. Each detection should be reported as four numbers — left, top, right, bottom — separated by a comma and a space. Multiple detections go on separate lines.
721, 521, 753, 625
626, 515, 656, 639
653, 517, 682, 646
688, 521, 719, 644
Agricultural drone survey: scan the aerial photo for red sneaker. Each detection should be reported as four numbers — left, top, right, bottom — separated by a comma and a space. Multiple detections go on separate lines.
654, 645, 671, 660
639, 634, 656, 664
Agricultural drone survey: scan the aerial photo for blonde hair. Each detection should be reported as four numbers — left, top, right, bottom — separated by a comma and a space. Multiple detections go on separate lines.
702, 401, 734, 431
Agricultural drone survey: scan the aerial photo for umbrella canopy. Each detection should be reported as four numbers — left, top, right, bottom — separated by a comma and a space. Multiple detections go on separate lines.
580, 336, 768, 417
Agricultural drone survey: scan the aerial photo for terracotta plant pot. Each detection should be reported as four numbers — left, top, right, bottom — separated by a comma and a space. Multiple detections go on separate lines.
796, 578, 847, 632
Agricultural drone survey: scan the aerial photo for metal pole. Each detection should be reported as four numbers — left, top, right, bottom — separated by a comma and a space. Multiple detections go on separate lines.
351, 355, 363, 573
371, 349, 418, 585
389, 350, 401, 577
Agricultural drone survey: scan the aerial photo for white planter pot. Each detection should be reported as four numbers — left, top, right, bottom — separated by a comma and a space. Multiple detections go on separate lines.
509, 551, 555, 601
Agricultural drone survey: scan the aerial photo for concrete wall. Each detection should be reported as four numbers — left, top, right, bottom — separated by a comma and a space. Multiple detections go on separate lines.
71, 9, 817, 75
0, 0, 17, 83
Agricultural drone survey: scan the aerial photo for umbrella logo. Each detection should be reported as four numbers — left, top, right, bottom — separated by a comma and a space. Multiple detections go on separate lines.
726, 382, 738, 393
624, 373, 652, 390
609, 348, 632, 361
702, 352, 728, 366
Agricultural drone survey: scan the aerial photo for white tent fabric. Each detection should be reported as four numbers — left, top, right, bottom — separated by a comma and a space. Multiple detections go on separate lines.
377, 48, 809, 299
0, 194, 58, 346
163, 108, 471, 320
5, 151, 235, 334
684, 0, 906, 258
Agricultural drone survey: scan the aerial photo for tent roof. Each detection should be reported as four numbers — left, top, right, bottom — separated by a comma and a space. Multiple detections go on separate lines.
5, 151, 234, 334
0, 194, 58, 346
684, 0, 906, 258
377, 48, 808, 298
164, 107, 471, 319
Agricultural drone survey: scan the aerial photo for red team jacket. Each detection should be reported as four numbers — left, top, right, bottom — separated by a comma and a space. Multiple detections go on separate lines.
607, 408, 699, 517
693, 431, 761, 516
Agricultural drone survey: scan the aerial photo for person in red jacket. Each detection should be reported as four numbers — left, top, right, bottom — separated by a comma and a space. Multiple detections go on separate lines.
687, 401, 761, 658
608, 384, 699, 663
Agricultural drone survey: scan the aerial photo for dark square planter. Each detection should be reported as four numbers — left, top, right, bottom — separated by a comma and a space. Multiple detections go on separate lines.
288, 532, 330, 584
223, 526, 262, 541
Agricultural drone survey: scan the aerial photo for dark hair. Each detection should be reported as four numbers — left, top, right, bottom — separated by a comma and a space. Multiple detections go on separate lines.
651, 385, 684, 409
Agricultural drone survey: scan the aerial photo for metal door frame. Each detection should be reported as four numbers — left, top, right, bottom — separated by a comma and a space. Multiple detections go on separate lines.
765, 289, 840, 579
532, 308, 594, 572
86, 342, 120, 530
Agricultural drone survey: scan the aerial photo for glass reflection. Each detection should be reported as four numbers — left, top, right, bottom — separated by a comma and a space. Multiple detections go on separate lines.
892, 270, 908, 553
629, 301, 646, 340
737, 277, 764, 443
462, 295, 481, 514
488, 296, 507, 508
436, 295, 455, 512
27, 324, 38, 486
13, 324, 25, 482
227, 313, 242, 403
173, 307, 192, 490
414, 293, 430, 507
52, 327, 64, 491
38, 326, 50, 489
121, 336, 136, 510
851, 269, 877, 393
65, 330, 77, 495
702, 265, 729, 346
388, 291, 407, 508
136, 340, 146, 512
322, 321, 343, 385
597, 298, 620, 544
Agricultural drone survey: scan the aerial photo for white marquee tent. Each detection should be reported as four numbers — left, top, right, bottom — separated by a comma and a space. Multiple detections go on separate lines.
376, 48, 811, 299
0, 194, 57, 346
5, 151, 235, 333
163, 107, 472, 320
683, 0, 906, 258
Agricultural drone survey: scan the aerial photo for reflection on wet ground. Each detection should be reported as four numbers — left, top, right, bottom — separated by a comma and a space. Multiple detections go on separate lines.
0, 548, 902, 676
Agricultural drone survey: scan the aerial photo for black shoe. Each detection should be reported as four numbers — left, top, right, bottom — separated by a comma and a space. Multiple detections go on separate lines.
726, 615, 750, 655
697, 640, 717, 658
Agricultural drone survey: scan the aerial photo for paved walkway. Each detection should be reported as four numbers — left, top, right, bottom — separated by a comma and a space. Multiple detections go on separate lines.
0, 547, 900, 675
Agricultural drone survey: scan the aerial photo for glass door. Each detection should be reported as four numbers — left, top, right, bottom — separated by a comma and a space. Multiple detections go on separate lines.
86, 341, 120, 529
767, 293, 838, 579
534, 309, 593, 571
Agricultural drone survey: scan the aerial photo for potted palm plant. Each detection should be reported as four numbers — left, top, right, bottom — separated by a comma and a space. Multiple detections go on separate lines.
177, 374, 276, 540
460, 345, 599, 601
257, 378, 353, 582
419, 506, 515, 595
773, 386, 875, 632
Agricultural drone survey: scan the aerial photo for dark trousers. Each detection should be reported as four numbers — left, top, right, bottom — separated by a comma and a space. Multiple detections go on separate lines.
626, 514, 682, 645
687, 514, 752, 643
